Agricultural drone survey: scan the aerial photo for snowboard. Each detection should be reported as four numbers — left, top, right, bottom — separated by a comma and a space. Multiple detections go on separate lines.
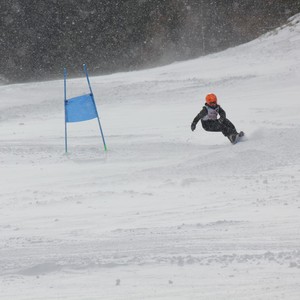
232, 131, 244, 144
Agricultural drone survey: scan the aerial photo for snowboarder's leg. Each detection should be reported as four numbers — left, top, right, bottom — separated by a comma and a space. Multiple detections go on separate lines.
220, 118, 238, 136
201, 120, 222, 132
218, 118, 241, 143
201, 119, 243, 144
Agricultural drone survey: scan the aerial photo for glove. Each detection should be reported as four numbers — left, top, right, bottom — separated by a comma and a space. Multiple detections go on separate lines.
191, 123, 196, 131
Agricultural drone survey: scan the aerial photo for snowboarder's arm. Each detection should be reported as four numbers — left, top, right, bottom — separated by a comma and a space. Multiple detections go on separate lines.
191, 107, 207, 131
218, 106, 226, 123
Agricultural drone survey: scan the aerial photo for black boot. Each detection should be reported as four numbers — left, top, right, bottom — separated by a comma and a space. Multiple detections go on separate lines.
227, 134, 237, 144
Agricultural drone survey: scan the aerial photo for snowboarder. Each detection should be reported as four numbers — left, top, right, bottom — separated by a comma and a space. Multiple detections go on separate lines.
191, 93, 243, 144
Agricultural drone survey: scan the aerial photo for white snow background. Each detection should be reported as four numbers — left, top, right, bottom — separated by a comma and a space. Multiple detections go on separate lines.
1, 14, 300, 300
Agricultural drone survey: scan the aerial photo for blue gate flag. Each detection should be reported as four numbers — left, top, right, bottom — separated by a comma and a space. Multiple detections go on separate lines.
64, 64, 107, 152
65, 93, 97, 123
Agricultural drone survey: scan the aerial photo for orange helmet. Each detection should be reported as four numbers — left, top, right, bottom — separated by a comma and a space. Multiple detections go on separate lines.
205, 93, 217, 105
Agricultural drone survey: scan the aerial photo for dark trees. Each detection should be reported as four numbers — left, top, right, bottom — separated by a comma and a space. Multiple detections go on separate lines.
1, 0, 299, 83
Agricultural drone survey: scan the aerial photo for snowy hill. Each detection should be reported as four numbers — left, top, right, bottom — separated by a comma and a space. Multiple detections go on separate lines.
1, 14, 300, 300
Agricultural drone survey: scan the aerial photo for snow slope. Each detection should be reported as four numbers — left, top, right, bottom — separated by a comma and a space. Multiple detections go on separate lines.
1, 14, 300, 300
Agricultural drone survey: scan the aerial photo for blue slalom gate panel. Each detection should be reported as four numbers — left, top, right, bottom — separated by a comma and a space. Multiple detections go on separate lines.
64, 65, 107, 152
65, 93, 98, 123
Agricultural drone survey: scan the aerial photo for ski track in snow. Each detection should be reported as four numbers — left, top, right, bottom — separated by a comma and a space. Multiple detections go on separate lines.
1, 14, 300, 300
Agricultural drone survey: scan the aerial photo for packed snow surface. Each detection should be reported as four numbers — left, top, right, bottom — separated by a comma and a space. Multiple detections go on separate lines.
1, 14, 300, 300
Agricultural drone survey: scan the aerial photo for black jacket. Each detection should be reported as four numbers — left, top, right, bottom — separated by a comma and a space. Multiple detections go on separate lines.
191, 104, 226, 128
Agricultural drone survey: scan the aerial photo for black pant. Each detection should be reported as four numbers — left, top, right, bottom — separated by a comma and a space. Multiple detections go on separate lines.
201, 119, 237, 137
